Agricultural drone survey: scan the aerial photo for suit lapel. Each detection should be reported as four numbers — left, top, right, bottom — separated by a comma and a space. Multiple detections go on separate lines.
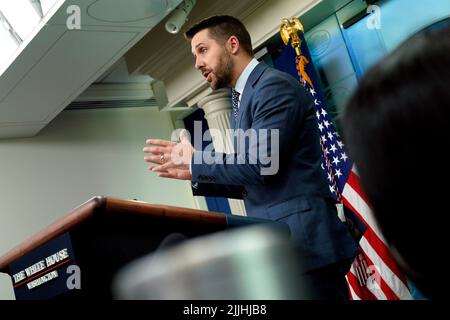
235, 62, 269, 129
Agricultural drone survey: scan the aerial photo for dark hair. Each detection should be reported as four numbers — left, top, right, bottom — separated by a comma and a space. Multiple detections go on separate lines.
341, 21, 450, 299
184, 15, 253, 56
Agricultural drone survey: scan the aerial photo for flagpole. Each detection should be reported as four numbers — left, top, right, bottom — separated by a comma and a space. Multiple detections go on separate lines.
280, 18, 344, 203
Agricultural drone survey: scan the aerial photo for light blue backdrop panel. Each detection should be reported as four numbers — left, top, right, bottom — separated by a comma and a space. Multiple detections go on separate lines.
344, 0, 450, 76
305, 0, 450, 119
305, 15, 359, 122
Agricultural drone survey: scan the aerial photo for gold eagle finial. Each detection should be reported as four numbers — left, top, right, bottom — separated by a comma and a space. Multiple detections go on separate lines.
280, 17, 304, 56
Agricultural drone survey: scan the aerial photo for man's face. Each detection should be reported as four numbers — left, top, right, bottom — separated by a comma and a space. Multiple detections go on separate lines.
191, 29, 233, 90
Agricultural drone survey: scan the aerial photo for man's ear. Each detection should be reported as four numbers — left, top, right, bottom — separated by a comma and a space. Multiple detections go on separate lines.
227, 36, 240, 55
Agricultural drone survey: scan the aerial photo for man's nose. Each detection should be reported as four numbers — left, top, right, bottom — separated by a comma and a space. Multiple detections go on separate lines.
195, 57, 204, 70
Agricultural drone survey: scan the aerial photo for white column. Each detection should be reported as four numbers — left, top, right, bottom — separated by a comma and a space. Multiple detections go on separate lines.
197, 88, 247, 216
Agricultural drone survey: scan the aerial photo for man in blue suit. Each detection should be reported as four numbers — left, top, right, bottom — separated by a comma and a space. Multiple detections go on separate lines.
144, 15, 363, 299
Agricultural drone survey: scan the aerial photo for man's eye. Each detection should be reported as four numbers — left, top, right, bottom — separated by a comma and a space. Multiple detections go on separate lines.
200, 48, 207, 54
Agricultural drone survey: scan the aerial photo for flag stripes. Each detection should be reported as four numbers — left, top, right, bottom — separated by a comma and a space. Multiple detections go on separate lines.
343, 172, 409, 284
343, 169, 412, 300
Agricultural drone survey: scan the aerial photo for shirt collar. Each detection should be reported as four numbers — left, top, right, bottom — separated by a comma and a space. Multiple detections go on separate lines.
234, 58, 259, 96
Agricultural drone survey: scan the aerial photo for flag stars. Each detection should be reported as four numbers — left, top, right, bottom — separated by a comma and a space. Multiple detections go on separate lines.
332, 156, 340, 165
323, 120, 330, 128
335, 169, 342, 179
329, 185, 336, 194
341, 152, 348, 162
337, 140, 344, 148
309, 88, 316, 96
330, 144, 337, 153
314, 99, 320, 106
316, 111, 321, 119
327, 132, 334, 140
321, 109, 328, 117
327, 172, 333, 182
318, 122, 324, 132
321, 135, 327, 143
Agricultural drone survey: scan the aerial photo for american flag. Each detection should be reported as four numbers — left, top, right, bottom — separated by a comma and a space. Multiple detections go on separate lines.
295, 55, 412, 300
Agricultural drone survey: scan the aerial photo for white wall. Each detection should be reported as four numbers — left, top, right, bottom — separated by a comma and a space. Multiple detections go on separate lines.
0, 107, 197, 299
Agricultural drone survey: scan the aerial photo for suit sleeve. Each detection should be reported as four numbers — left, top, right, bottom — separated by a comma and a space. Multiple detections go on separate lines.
191, 75, 312, 186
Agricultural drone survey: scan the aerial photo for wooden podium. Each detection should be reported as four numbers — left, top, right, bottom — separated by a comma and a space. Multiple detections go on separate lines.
0, 196, 288, 300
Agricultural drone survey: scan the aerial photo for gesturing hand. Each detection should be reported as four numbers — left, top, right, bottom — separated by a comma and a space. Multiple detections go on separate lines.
143, 130, 195, 181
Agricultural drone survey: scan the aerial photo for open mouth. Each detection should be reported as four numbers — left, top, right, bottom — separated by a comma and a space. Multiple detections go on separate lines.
203, 71, 211, 80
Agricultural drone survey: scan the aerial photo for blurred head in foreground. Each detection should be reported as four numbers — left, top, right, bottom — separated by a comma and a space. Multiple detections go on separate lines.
341, 20, 450, 299
112, 225, 309, 299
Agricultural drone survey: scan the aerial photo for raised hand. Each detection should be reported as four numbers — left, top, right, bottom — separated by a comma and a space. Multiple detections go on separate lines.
143, 131, 195, 181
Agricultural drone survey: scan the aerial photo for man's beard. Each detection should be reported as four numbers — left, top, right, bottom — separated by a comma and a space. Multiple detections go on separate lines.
210, 52, 234, 90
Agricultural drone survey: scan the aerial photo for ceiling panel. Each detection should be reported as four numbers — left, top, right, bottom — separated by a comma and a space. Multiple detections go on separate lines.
0, 30, 140, 123
0, 0, 183, 139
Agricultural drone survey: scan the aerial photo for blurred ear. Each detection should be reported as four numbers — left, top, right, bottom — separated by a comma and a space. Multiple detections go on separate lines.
227, 36, 240, 55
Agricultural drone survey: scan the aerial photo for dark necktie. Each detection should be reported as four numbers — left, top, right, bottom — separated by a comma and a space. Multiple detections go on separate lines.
231, 89, 240, 120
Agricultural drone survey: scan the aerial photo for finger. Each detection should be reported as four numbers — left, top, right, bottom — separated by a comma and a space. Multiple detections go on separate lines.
143, 146, 167, 154
152, 161, 181, 172
148, 165, 169, 172
144, 155, 166, 165
158, 172, 176, 179
146, 139, 177, 147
